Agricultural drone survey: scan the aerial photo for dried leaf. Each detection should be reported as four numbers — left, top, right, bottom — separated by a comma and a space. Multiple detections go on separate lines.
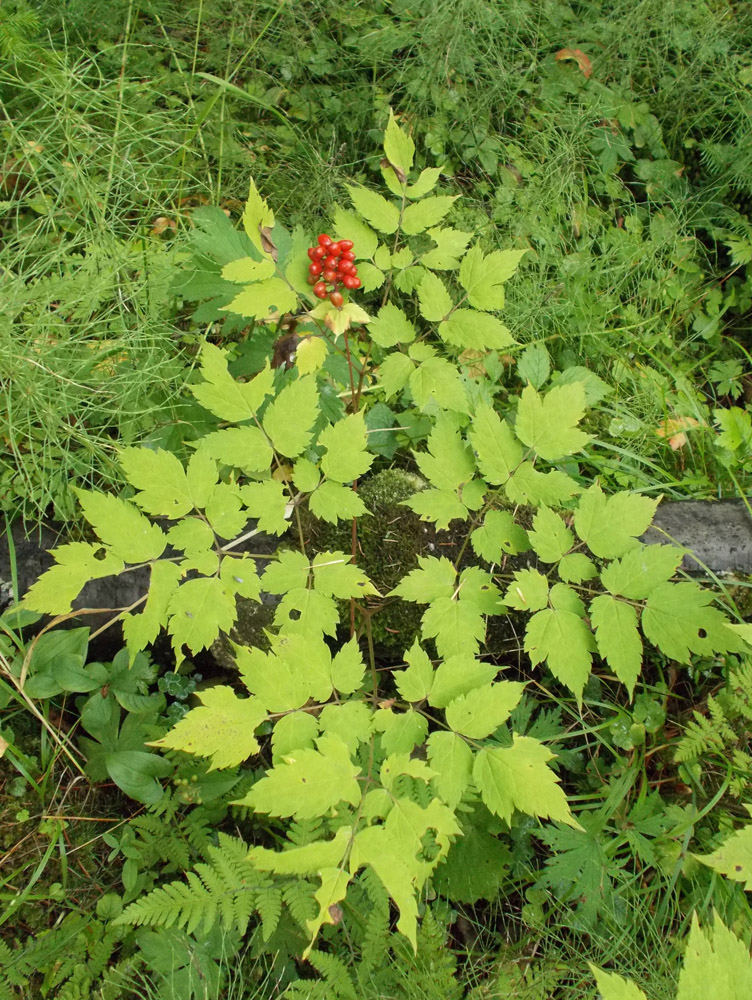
555, 48, 593, 79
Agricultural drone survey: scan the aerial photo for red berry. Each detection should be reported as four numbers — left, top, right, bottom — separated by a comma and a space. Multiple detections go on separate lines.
317, 233, 332, 247
342, 275, 357, 289
337, 259, 354, 273
324, 255, 339, 270
307, 274, 317, 285
312, 245, 326, 259
329, 290, 344, 307
339, 239, 354, 252
327, 242, 341, 255
323, 269, 337, 283
307, 247, 318, 261
341, 250, 355, 261
309, 262, 322, 276
349, 276, 361, 289
313, 281, 328, 298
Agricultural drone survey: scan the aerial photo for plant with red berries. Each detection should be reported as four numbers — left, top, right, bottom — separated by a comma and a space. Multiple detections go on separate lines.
308, 235, 361, 305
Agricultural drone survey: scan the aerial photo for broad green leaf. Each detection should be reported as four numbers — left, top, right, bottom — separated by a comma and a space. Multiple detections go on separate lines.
410, 357, 470, 413
372, 707, 428, 755
309, 481, 368, 523
319, 411, 375, 483
715, 406, 752, 452
221, 256, 275, 282
191, 345, 274, 422
248, 825, 351, 875
438, 310, 515, 351
589, 967, 647, 1000
678, 913, 752, 1000
391, 555, 455, 603
271, 711, 320, 759
246, 735, 362, 819
383, 109, 415, 176
403, 487, 463, 529
470, 510, 530, 562
524, 608, 593, 701
220, 554, 261, 600
473, 735, 578, 827
504, 569, 549, 612
331, 207, 378, 259
262, 375, 319, 457
414, 415, 475, 489
167, 577, 236, 662
304, 869, 352, 960
235, 637, 316, 711
422, 597, 485, 659
516, 343, 551, 389
296, 335, 328, 374
445, 681, 526, 739
312, 551, 376, 599
346, 184, 400, 234
185, 450, 218, 509
205, 483, 248, 539
242, 177, 274, 253
74, 490, 166, 563
590, 595, 643, 695
150, 685, 266, 769
120, 448, 194, 519
458, 245, 527, 310
417, 271, 453, 322
22, 542, 124, 615
330, 638, 366, 694
406, 167, 443, 200
293, 457, 321, 493
369, 303, 417, 347
515, 383, 590, 461
468, 404, 522, 485
240, 480, 289, 534
551, 365, 611, 405
223, 277, 297, 319
694, 809, 752, 890
574, 484, 659, 560
356, 261, 385, 292
558, 552, 597, 584
505, 462, 581, 506
426, 731, 473, 808
379, 351, 415, 398
123, 561, 182, 661
166, 516, 214, 558
401, 196, 458, 235
642, 582, 741, 663
600, 543, 683, 599
263, 549, 310, 594
549, 582, 585, 615
428, 655, 498, 708
421, 227, 473, 269
319, 703, 373, 756
727, 622, 752, 647
527, 506, 573, 563
458, 566, 503, 614
394, 640, 434, 701
274, 588, 338, 638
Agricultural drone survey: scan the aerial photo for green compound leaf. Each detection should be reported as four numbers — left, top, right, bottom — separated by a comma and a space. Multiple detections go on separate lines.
271, 711, 319, 760
150, 685, 266, 769
527, 506, 573, 563
22, 542, 124, 615
248, 825, 352, 876
421, 227, 472, 269
274, 588, 338, 638
426, 731, 473, 808
205, 483, 248, 539
369, 303, 417, 347
504, 569, 550, 612
312, 551, 376, 599
262, 375, 320, 458
240, 480, 290, 535
74, 490, 166, 563
221, 256, 276, 283
372, 707, 429, 755
236, 636, 319, 711
304, 869, 353, 960
468, 402, 522, 485
220, 554, 261, 600
293, 457, 320, 493
244, 735, 362, 820
167, 577, 236, 663
600, 543, 683, 599
191, 344, 274, 422
319, 701, 372, 753
198, 426, 273, 473
515, 383, 591, 461
185, 450, 219, 509
428, 655, 498, 708
471, 510, 530, 562
409, 356, 470, 414
589, 967, 647, 1000
458, 566, 502, 614
694, 809, 752, 890
308, 481, 368, 523
421, 597, 486, 659
574, 485, 659, 559
166, 517, 214, 559
445, 681, 526, 739
678, 913, 752, 1000
406, 167, 443, 199
438, 310, 515, 351
346, 184, 400, 234
332, 207, 379, 259
379, 351, 415, 399
473, 735, 578, 827
524, 608, 594, 702
505, 462, 582, 506
459, 245, 527, 310
330, 638, 366, 695
391, 555, 456, 603
223, 277, 298, 319
558, 552, 597, 584
417, 271, 454, 322
414, 414, 475, 490
641, 582, 741, 663
401, 196, 458, 236
262, 549, 310, 595
715, 406, 752, 453
242, 177, 275, 252
394, 640, 435, 701
401, 488, 468, 530
123, 561, 183, 661
120, 448, 195, 519
383, 109, 415, 176
319, 411, 374, 483
590, 594, 643, 696
516, 343, 551, 389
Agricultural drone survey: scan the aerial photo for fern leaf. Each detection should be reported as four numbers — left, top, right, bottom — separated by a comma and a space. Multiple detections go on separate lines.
117, 870, 215, 935
307, 950, 359, 1000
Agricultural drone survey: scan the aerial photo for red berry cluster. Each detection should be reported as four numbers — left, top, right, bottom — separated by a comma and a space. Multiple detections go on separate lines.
307, 233, 361, 307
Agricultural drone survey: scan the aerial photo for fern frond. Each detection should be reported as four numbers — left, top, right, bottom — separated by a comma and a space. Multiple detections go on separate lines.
288, 816, 324, 846
118, 870, 216, 936
359, 869, 391, 977
307, 950, 358, 1000
283, 879, 318, 931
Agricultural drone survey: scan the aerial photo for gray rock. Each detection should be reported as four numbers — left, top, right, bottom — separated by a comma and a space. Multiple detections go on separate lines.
642, 498, 752, 575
